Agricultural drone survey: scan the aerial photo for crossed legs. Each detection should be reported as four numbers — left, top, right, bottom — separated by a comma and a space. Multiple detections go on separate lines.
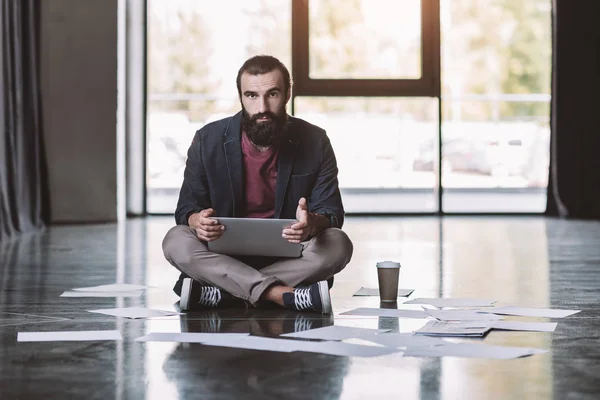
162, 225, 353, 306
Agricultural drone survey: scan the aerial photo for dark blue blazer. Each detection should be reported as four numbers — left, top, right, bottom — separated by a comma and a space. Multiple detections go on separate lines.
175, 112, 344, 228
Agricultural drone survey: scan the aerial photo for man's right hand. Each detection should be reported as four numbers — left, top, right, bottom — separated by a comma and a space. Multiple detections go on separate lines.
188, 208, 224, 242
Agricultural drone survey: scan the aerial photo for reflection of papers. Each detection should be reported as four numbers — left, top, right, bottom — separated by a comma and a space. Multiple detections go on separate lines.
280, 325, 389, 341
353, 287, 415, 297
404, 298, 496, 308
414, 321, 491, 337
18, 330, 122, 342
404, 343, 547, 359
87, 307, 179, 319
60, 291, 142, 298
478, 306, 581, 318
363, 332, 447, 348
455, 321, 557, 332
72, 284, 148, 292
136, 332, 249, 343
426, 310, 504, 321
340, 307, 428, 319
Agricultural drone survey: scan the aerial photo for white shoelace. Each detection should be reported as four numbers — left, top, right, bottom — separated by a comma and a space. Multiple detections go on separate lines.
198, 286, 221, 307
294, 287, 313, 310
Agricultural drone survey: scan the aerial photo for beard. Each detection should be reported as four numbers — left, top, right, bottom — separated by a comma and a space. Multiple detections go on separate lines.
241, 105, 288, 147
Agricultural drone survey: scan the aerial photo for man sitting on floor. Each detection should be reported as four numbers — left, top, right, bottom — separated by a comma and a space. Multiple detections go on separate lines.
162, 55, 353, 314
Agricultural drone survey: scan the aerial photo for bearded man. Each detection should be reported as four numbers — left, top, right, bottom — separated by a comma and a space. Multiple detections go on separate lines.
162, 55, 353, 314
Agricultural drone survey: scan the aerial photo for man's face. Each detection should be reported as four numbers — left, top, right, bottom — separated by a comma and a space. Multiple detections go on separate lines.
240, 69, 290, 147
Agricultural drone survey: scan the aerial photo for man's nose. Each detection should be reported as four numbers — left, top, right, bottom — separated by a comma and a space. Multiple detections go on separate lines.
257, 96, 268, 113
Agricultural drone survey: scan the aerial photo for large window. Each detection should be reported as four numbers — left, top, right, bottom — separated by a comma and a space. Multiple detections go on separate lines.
440, 0, 551, 212
146, 0, 291, 212
146, 0, 551, 214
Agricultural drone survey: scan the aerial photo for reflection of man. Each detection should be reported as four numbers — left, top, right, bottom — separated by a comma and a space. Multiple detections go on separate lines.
162, 55, 353, 314
162, 310, 347, 400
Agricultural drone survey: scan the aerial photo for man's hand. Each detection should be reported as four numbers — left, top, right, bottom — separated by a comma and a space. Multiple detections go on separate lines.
188, 208, 224, 242
282, 198, 329, 243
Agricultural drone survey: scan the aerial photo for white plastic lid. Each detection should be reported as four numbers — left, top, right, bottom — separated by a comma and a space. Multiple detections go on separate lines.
376, 261, 401, 268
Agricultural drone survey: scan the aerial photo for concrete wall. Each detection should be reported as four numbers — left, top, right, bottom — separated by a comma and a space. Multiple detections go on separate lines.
41, 0, 118, 223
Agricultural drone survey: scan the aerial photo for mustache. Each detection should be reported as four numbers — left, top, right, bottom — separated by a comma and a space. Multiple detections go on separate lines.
249, 111, 278, 122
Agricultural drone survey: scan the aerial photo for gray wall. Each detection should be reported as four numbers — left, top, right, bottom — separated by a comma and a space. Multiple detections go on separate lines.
41, 0, 118, 223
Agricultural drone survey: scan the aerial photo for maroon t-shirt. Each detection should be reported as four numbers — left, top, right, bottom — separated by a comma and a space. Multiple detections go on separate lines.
241, 132, 278, 218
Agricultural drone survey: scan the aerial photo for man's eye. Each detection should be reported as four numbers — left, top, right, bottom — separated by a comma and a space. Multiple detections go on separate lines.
247, 94, 257, 99
269, 92, 278, 97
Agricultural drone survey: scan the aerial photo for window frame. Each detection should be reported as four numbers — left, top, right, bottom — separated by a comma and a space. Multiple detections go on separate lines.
291, 0, 441, 97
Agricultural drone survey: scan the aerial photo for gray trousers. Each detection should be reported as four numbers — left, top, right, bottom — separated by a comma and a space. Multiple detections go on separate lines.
162, 225, 353, 305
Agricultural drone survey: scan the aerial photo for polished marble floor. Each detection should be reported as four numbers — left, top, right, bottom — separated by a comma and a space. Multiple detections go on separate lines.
1, 216, 599, 400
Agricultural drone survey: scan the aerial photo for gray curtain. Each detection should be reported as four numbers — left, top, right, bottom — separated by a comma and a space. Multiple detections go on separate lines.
546, 0, 600, 219
0, 0, 47, 241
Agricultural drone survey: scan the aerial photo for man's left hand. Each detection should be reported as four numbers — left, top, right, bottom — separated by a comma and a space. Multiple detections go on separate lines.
282, 197, 329, 243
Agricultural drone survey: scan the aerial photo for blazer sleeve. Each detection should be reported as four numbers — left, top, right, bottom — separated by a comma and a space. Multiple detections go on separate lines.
308, 134, 345, 228
174, 130, 212, 225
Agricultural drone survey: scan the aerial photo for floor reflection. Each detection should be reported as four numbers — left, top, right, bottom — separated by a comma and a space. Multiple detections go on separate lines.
159, 309, 348, 400
1, 216, 600, 400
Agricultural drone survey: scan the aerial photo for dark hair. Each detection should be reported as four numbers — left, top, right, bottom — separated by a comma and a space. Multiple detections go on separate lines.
236, 55, 292, 97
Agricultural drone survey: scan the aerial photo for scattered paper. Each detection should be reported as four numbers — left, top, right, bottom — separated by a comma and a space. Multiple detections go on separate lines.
72, 283, 148, 292
202, 336, 308, 353
363, 332, 447, 348
60, 291, 142, 298
87, 307, 179, 319
353, 287, 415, 297
478, 306, 581, 318
18, 330, 122, 342
453, 321, 557, 333
404, 298, 497, 308
136, 332, 249, 343
414, 321, 491, 337
339, 307, 429, 319
280, 325, 389, 341
404, 343, 547, 359
202, 335, 400, 357
296, 341, 401, 358
426, 309, 504, 321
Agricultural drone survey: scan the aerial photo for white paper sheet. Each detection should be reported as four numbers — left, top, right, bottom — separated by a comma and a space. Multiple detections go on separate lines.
72, 283, 148, 292
295, 341, 401, 358
478, 306, 581, 318
18, 330, 122, 342
414, 321, 491, 337
280, 325, 389, 341
363, 332, 447, 348
353, 287, 415, 297
404, 298, 497, 308
339, 307, 429, 319
87, 307, 179, 319
135, 332, 249, 343
202, 335, 401, 357
404, 343, 547, 359
454, 321, 558, 332
201, 336, 307, 353
426, 309, 504, 321
60, 291, 142, 298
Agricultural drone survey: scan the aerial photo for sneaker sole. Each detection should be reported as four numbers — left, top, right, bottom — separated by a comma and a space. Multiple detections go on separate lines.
180, 278, 192, 311
317, 280, 332, 314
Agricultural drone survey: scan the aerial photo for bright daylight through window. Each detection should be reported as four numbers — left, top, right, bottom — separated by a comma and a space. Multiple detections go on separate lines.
146, 0, 551, 213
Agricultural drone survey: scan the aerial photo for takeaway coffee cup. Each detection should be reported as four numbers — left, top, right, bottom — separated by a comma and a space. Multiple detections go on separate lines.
376, 261, 401, 302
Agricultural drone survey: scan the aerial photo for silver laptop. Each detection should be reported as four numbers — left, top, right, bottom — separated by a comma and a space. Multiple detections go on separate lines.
207, 217, 303, 258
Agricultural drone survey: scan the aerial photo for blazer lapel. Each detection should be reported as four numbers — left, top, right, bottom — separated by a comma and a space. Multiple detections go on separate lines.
274, 121, 298, 218
223, 112, 243, 216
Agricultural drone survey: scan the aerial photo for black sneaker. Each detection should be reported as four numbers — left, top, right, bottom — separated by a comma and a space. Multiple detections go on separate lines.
282, 280, 332, 314
179, 278, 225, 311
